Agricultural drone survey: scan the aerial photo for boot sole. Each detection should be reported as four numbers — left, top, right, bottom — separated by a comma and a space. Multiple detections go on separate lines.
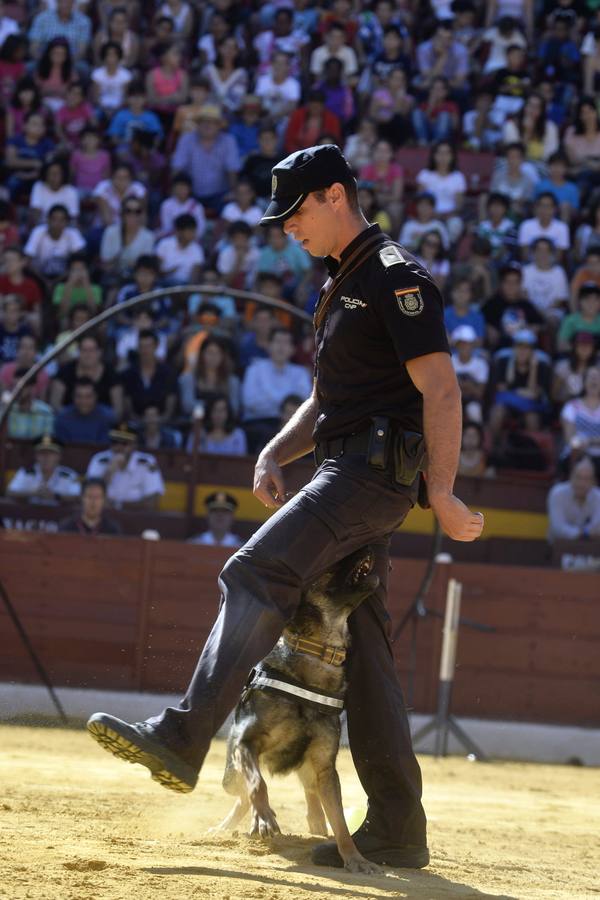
312, 843, 429, 869
87, 715, 196, 794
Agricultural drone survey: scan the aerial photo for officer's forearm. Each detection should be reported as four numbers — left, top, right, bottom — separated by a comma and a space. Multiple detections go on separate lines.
263, 393, 318, 467
422, 381, 462, 501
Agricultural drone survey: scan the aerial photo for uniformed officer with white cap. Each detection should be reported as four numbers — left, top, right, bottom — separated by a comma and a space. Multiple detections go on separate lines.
7, 434, 81, 503
187, 492, 242, 547
86, 424, 165, 509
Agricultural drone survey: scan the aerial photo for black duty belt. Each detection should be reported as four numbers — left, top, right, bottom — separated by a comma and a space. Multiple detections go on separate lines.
314, 428, 372, 467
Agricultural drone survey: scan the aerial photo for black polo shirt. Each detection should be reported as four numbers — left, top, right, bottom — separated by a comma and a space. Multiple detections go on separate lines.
313, 224, 450, 443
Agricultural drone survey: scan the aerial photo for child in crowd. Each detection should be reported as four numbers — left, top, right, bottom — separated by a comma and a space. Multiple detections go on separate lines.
159, 172, 206, 239
70, 127, 111, 196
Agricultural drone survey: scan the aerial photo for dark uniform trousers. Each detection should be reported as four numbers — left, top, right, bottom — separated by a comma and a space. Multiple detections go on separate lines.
148, 452, 427, 847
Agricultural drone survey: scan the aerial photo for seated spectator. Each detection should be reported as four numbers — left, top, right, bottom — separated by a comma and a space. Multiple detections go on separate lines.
255, 51, 300, 121
116, 310, 168, 367
145, 42, 189, 130
571, 249, 600, 308
522, 238, 569, 325
159, 172, 206, 240
458, 421, 495, 478
0, 200, 20, 256
5, 76, 45, 141
462, 89, 502, 151
552, 332, 598, 407
155, 213, 205, 285
483, 263, 545, 349
399, 191, 449, 252
344, 117, 378, 173
106, 81, 163, 148
86, 423, 165, 509
547, 457, 600, 543
518, 193, 570, 262
52, 252, 102, 326
137, 404, 181, 450
92, 162, 146, 227
0, 295, 33, 364
238, 305, 276, 370
70, 127, 111, 198
560, 366, 600, 479
170, 73, 211, 147
241, 327, 312, 452
582, 11, 600, 95
187, 491, 242, 547
444, 279, 485, 344
121, 328, 177, 422
450, 325, 489, 424
574, 200, 600, 264
415, 230, 450, 292
416, 141, 466, 243
227, 94, 265, 162
476, 192, 516, 263
171, 103, 241, 213
187, 266, 237, 323
0, 247, 43, 325
50, 333, 123, 419
359, 139, 404, 232
256, 226, 312, 298
563, 97, 600, 201
310, 20, 358, 82
4, 369, 54, 439
5, 111, 55, 201
53, 302, 92, 363
221, 180, 263, 228
488, 329, 552, 439
216, 221, 259, 290
54, 376, 113, 444
239, 125, 279, 201
202, 35, 248, 116
369, 67, 415, 150
28, 0, 92, 64
111, 255, 170, 340
24, 203, 85, 281
253, 7, 309, 78
155, 0, 193, 41
182, 302, 228, 371
489, 142, 536, 216
502, 92, 559, 164
279, 393, 303, 428
415, 20, 469, 93
537, 10, 580, 105
452, 236, 495, 304
92, 5, 139, 69
317, 58, 355, 128
58, 476, 122, 535
533, 152, 579, 223
186, 394, 247, 456
0, 335, 49, 399
55, 81, 96, 150
356, 181, 391, 233
488, 43, 531, 127
34, 37, 74, 113
411, 76, 459, 146
179, 335, 241, 418
7, 433, 80, 503
284, 90, 342, 156
558, 284, 600, 352
99, 198, 155, 283
0, 35, 27, 112
30, 158, 79, 226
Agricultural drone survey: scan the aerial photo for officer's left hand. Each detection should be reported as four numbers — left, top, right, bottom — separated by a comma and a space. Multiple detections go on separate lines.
430, 493, 484, 542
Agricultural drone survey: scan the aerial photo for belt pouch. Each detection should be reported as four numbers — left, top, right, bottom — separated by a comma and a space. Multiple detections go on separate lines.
367, 416, 390, 469
394, 431, 426, 486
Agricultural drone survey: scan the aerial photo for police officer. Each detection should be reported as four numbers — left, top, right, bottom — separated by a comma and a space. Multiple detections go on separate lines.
187, 492, 242, 547
86, 424, 165, 509
88, 145, 483, 870
7, 434, 81, 503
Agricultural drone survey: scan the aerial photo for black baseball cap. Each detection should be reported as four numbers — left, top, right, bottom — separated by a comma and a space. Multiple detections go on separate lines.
259, 144, 354, 226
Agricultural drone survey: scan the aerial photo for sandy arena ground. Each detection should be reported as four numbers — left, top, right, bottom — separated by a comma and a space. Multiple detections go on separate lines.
0, 724, 598, 900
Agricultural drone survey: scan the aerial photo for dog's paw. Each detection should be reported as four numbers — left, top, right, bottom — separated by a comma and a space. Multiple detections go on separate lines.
344, 854, 385, 876
249, 809, 281, 839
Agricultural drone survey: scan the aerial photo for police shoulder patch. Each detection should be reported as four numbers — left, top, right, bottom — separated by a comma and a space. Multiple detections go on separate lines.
395, 286, 424, 317
379, 244, 405, 268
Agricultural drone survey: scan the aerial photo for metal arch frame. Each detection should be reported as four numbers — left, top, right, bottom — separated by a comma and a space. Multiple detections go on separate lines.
0, 284, 313, 432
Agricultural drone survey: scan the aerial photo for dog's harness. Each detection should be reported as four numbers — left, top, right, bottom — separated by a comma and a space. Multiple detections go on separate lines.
244, 663, 345, 716
282, 628, 346, 667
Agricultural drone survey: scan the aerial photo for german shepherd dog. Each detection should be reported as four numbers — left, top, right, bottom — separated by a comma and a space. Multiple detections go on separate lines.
214, 548, 382, 874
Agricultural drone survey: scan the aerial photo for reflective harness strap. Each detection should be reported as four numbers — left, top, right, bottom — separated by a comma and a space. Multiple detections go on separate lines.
246, 665, 345, 716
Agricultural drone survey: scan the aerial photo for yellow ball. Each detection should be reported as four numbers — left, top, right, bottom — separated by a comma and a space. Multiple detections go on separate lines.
344, 805, 367, 834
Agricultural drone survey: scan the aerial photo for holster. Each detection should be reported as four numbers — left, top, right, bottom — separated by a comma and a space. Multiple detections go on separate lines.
393, 430, 427, 488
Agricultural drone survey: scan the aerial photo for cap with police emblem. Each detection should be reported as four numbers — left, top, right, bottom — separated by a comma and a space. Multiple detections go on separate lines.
109, 423, 137, 444
35, 434, 62, 453
205, 491, 238, 512
260, 144, 354, 226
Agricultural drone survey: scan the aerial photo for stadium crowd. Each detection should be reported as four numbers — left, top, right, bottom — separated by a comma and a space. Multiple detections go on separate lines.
1, 0, 600, 537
